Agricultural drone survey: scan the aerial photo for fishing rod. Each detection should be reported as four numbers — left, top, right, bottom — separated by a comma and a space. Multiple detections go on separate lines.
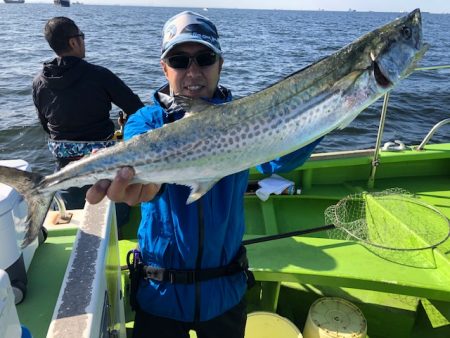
414, 64, 450, 71
119, 224, 336, 271
242, 224, 335, 245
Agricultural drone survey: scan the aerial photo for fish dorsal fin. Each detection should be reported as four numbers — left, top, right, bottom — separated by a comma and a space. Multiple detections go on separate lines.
173, 96, 214, 115
186, 179, 219, 204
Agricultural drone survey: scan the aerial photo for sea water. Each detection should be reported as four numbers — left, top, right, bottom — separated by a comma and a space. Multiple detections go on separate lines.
0, 4, 449, 174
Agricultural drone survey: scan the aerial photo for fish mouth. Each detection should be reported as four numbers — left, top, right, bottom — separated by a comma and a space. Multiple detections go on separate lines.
373, 61, 391, 88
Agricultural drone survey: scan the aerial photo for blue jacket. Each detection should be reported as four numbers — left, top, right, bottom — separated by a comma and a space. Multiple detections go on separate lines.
124, 85, 321, 322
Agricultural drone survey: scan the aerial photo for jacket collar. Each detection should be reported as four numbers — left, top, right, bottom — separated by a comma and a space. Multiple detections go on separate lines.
154, 84, 232, 123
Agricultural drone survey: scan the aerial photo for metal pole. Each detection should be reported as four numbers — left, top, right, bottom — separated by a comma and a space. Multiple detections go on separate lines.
416, 118, 450, 150
368, 92, 390, 189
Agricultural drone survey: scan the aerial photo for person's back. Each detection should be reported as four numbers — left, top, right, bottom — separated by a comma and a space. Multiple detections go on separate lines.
33, 56, 141, 141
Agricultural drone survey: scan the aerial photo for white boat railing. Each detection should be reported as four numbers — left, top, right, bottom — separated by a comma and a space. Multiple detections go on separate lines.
46, 199, 126, 338
416, 118, 450, 150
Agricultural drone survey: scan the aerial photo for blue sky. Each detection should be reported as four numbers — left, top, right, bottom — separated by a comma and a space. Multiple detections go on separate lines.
25, 1, 450, 14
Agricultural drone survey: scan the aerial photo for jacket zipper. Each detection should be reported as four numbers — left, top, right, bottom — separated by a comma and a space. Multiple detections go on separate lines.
194, 201, 204, 322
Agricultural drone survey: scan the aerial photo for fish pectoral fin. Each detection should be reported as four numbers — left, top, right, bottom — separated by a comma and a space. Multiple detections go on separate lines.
173, 96, 215, 115
186, 179, 220, 204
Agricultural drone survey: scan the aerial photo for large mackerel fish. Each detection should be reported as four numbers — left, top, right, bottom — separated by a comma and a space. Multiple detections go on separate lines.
0, 9, 427, 247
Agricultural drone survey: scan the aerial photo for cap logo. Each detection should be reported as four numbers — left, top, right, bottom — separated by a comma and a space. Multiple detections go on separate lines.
164, 24, 178, 42
161, 11, 221, 58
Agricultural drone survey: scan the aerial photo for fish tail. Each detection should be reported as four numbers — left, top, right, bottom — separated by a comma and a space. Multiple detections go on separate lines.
0, 165, 54, 248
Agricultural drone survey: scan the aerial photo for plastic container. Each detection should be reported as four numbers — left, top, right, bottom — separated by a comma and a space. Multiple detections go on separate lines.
0, 269, 22, 338
0, 159, 37, 304
245, 311, 303, 338
303, 297, 367, 338
21, 325, 33, 338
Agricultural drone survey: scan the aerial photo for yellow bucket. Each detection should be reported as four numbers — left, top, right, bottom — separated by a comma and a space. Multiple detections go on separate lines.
245, 311, 303, 338
303, 297, 367, 338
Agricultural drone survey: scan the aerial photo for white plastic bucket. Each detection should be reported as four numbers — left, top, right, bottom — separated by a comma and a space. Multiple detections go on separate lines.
245, 311, 303, 338
0, 160, 23, 270
0, 159, 37, 271
303, 297, 367, 338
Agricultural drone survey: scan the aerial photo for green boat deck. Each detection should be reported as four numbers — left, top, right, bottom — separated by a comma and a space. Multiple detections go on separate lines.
16, 228, 77, 338
16, 144, 450, 338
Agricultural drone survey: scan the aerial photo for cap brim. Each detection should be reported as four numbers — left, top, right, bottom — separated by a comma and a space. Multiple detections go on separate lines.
161, 38, 222, 59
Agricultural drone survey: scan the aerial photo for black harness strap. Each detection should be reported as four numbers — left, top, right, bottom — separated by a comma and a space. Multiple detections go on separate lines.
142, 245, 251, 284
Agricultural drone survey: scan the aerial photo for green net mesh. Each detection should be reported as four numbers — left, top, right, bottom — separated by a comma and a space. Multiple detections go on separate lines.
325, 188, 450, 268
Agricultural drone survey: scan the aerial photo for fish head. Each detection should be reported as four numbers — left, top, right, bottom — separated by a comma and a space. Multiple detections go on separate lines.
364, 9, 428, 90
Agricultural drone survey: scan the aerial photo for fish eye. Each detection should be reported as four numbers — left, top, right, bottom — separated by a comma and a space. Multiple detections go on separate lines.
401, 26, 412, 39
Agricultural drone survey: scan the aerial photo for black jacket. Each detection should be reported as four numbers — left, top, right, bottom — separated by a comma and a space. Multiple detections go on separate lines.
32, 56, 144, 141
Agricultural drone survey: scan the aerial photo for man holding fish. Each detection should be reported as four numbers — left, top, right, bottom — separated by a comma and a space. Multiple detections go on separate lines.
87, 11, 321, 338
0, 8, 425, 338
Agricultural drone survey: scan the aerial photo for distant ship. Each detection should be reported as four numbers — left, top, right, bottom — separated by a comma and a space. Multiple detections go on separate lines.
54, 0, 70, 7
4, 0, 25, 3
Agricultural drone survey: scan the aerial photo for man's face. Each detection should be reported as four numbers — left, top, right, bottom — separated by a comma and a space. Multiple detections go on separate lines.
161, 42, 223, 99
68, 31, 85, 58
76, 36, 86, 58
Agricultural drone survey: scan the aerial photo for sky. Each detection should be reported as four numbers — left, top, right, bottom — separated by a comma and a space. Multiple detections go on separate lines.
24, 1, 450, 14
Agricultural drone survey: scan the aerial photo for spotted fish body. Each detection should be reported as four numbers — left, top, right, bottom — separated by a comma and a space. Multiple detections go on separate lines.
0, 9, 427, 247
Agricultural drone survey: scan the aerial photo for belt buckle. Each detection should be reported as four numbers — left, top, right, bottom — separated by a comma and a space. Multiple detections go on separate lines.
144, 266, 164, 282
184, 271, 196, 284
167, 270, 196, 284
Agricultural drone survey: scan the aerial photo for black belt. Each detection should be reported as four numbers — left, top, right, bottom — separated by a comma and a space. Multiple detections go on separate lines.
142, 245, 250, 284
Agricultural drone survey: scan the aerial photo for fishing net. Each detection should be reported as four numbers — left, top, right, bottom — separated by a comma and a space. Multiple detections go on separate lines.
325, 188, 450, 268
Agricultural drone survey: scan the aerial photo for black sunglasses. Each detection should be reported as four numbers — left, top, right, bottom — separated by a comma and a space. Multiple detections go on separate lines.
164, 51, 218, 69
69, 32, 85, 40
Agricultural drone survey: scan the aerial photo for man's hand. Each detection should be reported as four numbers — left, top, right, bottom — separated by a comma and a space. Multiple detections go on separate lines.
86, 167, 161, 206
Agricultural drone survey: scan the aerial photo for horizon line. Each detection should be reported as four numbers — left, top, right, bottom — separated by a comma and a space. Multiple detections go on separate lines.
9, 2, 447, 15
